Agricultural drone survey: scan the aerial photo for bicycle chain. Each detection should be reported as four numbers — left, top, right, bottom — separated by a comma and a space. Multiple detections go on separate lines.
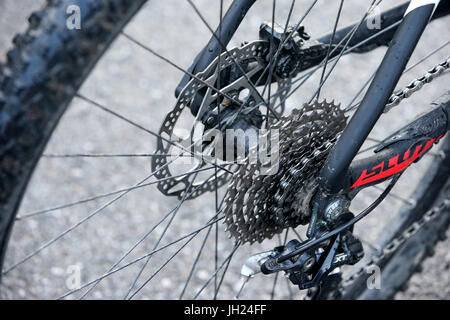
338, 195, 450, 294
384, 57, 450, 113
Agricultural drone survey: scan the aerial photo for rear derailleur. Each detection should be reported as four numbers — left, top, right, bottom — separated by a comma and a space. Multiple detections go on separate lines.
262, 230, 363, 289
254, 211, 364, 296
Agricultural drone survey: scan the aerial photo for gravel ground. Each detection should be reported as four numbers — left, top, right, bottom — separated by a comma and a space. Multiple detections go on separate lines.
0, 0, 449, 300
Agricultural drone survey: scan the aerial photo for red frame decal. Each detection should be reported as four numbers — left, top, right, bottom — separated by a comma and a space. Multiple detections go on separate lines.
350, 138, 436, 189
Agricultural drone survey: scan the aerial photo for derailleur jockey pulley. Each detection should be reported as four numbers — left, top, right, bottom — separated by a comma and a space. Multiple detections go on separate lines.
261, 228, 364, 290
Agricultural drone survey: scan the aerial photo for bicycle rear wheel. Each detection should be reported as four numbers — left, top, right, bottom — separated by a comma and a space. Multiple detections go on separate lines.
0, 0, 449, 299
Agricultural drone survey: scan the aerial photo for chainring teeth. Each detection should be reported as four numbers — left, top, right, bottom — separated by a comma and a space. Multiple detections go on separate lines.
224, 99, 347, 244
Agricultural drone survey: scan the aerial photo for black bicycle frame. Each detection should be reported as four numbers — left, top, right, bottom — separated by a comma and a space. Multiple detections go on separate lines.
338, 97, 450, 193
176, 0, 450, 99
319, 0, 448, 195
177, 0, 450, 196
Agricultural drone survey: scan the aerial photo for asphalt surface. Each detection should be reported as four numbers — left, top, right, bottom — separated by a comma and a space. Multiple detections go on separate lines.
0, 0, 449, 300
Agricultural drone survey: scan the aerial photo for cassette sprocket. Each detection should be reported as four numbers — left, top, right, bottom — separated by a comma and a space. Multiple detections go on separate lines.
224, 100, 347, 244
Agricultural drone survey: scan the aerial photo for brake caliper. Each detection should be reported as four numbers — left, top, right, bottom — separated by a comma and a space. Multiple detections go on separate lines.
259, 22, 330, 79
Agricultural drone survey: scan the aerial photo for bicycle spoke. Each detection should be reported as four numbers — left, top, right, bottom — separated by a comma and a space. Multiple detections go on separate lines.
308, 0, 381, 103
5, 164, 221, 274
285, 277, 295, 299
42, 153, 191, 158
179, 188, 229, 300
192, 241, 240, 300
126, 225, 205, 300
317, 0, 344, 100
213, 0, 224, 297
58, 213, 225, 299
185, 0, 285, 121
123, 172, 200, 299
345, 40, 450, 113
179, 224, 214, 300
16, 165, 216, 220
237, 0, 312, 122
80, 206, 177, 299
76, 93, 232, 174
3, 173, 154, 275
120, 31, 244, 112
291, 227, 304, 242
257, 0, 313, 99
249, 2, 388, 114
271, 8, 400, 111
265, 0, 277, 128
127, 186, 230, 300
212, 242, 235, 300
345, 71, 376, 113
80, 175, 226, 299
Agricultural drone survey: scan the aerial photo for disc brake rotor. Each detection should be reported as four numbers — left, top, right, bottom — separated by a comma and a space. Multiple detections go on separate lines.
224, 100, 347, 244
152, 40, 291, 199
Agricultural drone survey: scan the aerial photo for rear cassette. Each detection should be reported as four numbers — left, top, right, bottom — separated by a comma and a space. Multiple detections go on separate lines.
224, 100, 347, 244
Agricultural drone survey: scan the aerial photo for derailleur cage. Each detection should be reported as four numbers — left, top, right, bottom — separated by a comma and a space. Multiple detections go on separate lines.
261, 229, 364, 290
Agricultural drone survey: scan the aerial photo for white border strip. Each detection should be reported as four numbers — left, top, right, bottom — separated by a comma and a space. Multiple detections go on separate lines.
404, 0, 440, 16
